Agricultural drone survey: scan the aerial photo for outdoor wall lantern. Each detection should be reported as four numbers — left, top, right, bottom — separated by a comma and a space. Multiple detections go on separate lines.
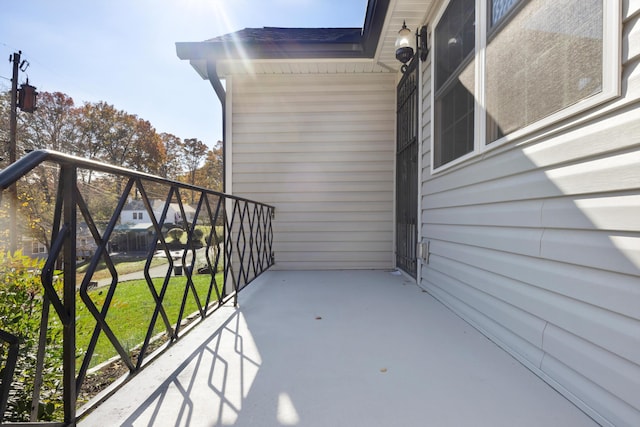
395, 21, 429, 73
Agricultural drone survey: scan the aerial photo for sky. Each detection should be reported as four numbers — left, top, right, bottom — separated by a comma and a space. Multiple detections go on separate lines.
0, 0, 367, 149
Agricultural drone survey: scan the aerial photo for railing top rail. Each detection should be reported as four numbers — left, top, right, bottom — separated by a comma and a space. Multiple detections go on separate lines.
0, 149, 274, 208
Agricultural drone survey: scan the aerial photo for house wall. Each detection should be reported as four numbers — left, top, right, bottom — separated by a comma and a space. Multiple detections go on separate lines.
418, 3, 640, 427
121, 210, 144, 224
229, 72, 396, 270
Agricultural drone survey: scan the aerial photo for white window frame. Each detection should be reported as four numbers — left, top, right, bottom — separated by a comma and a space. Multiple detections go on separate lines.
431, 0, 621, 174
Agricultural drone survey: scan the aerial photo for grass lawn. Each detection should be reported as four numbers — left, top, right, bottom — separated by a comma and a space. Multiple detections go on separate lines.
76, 256, 168, 282
76, 272, 224, 369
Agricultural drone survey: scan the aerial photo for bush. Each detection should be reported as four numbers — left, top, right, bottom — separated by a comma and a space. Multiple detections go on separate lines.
0, 251, 63, 422
193, 228, 204, 245
166, 228, 184, 243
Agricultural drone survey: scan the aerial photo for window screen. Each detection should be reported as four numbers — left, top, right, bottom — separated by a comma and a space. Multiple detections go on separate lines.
485, 0, 603, 143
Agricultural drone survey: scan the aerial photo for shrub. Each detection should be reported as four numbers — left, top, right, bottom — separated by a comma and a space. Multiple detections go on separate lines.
0, 251, 63, 422
166, 228, 184, 243
192, 228, 205, 247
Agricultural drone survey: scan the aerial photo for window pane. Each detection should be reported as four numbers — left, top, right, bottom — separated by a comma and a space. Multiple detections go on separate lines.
434, 0, 476, 168
485, 0, 603, 144
435, 78, 475, 167
435, 0, 475, 91
491, 0, 520, 27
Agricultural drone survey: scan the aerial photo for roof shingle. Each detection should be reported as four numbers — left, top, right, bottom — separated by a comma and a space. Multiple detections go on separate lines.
206, 27, 363, 44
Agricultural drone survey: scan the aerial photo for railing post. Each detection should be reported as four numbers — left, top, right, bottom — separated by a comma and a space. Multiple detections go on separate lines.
61, 165, 77, 425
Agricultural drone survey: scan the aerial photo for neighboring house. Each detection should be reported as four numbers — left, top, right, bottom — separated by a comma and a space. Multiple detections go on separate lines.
150, 199, 196, 227
22, 222, 97, 260
121, 199, 197, 227
24, 239, 47, 260
177, 1, 639, 426
116, 199, 198, 252
121, 200, 148, 224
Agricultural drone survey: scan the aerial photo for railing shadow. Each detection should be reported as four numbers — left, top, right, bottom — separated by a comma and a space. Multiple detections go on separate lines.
113, 307, 260, 426
0, 150, 274, 425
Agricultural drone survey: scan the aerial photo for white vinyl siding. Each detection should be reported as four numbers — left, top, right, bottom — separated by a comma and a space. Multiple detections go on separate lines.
419, 3, 640, 426
230, 73, 396, 270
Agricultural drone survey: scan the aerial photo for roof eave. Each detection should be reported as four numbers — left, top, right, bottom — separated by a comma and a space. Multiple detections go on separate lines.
175, 0, 390, 64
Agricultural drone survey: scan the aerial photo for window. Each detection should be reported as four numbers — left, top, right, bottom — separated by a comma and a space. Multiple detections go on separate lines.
138, 212, 143, 220
32, 241, 46, 254
432, 0, 619, 171
133, 212, 138, 220
485, 0, 604, 143
434, 0, 476, 168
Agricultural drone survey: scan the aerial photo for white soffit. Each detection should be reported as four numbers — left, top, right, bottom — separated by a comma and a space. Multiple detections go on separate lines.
216, 59, 396, 76
376, 0, 435, 70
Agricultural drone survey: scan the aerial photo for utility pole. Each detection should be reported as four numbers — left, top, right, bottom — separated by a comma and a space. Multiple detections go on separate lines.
6, 51, 36, 253
8, 51, 20, 253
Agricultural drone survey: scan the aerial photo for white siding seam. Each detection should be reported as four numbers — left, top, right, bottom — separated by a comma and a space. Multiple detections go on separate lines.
539, 321, 549, 370
538, 199, 546, 257
538, 228, 546, 257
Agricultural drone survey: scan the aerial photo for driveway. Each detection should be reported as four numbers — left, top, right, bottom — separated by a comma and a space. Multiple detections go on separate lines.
96, 261, 173, 287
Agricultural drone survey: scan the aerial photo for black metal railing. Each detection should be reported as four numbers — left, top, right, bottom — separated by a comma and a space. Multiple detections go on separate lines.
0, 150, 274, 426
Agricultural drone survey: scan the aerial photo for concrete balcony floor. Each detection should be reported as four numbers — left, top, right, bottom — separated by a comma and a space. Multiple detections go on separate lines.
79, 270, 597, 427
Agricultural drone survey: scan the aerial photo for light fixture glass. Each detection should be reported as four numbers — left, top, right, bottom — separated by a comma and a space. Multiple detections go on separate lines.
395, 21, 414, 65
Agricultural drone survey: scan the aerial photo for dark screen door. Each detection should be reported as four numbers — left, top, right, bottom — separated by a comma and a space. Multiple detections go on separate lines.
395, 58, 418, 278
